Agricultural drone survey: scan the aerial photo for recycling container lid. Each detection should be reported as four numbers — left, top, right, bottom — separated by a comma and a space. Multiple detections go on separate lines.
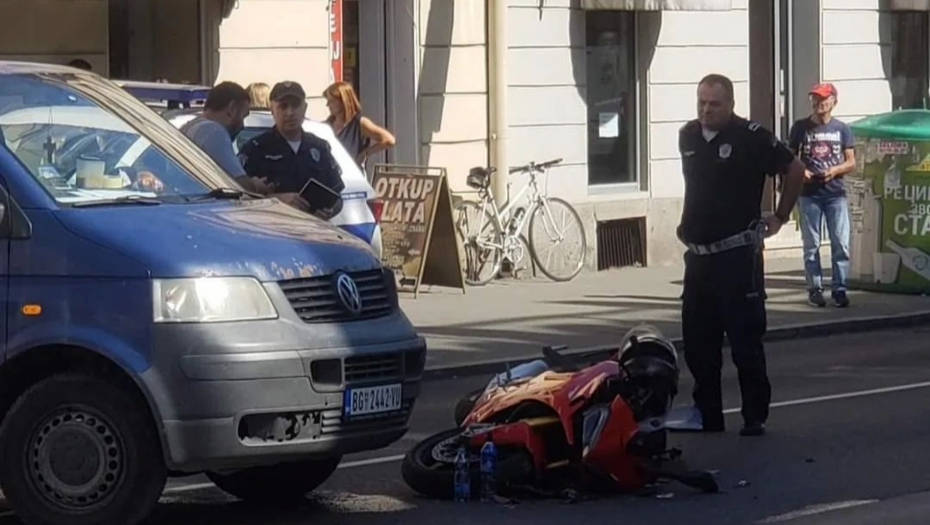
850, 109, 930, 140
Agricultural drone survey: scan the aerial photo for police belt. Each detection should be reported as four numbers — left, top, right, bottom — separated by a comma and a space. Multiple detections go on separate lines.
685, 226, 764, 256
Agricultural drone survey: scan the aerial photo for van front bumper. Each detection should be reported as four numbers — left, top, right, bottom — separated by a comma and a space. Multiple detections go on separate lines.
143, 323, 426, 473
159, 375, 419, 473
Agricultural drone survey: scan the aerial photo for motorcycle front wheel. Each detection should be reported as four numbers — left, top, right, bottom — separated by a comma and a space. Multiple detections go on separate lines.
453, 388, 484, 427
401, 428, 534, 500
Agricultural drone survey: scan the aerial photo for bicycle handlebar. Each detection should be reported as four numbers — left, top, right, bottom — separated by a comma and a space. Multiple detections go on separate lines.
509, 158, 563, 174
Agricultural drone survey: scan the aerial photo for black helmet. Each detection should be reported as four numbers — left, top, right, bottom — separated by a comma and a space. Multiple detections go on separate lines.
618, 325, 679, 374
616, 324, 680, 418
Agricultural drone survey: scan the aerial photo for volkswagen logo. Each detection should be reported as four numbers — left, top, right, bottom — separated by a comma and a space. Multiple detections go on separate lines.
335, 272, 363, 315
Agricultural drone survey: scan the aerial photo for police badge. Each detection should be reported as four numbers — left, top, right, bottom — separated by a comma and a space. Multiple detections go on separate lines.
719, 143, 732, 159
311, 148, 321, 162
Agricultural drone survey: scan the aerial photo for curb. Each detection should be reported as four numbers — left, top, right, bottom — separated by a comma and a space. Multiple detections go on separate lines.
420, 310, 930, 382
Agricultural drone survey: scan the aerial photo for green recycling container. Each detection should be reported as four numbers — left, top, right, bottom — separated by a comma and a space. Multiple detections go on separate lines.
847, 109, 930, 293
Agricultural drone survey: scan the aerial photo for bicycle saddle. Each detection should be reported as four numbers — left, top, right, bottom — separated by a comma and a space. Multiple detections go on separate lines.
466, 166, 496, 190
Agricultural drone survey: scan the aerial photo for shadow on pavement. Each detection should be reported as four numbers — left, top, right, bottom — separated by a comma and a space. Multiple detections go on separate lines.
405, 268, 930, 369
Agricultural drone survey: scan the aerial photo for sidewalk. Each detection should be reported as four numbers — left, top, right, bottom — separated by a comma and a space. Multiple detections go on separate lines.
399, 257, 930, 375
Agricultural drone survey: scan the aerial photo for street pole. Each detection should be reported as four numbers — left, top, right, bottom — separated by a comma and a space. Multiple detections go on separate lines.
488, 0, 509, 208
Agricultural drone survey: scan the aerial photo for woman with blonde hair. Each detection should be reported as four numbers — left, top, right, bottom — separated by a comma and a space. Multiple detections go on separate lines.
323, 81, 395, 168
246, 82, 271, 108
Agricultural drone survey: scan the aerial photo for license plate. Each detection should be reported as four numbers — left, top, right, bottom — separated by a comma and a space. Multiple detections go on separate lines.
344, 384, 403, 417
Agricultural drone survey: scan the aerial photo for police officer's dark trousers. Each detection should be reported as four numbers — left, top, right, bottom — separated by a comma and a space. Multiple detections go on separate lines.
681, 245, 770, 430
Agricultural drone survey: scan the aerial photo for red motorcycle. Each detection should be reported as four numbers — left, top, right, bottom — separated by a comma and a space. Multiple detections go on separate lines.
401, 325, 718, 499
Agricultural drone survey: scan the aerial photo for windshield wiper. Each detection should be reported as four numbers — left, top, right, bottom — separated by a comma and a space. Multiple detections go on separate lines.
191, 187, 262, 202
71, 195, 162, 208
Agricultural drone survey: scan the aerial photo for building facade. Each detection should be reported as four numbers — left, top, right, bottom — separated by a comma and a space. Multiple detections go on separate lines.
4, 0, 929, 272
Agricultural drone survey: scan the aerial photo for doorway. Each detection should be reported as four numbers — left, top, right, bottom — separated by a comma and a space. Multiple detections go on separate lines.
342, 0, 389, 172
749, 0, 801, 241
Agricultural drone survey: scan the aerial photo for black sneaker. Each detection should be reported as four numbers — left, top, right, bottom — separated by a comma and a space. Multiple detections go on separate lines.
832, 290, 850, 308
740, 421, 766, 437
808, 289, 826, 307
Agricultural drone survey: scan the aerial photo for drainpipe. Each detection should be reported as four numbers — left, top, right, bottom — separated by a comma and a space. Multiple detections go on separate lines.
487, 0, 509, 207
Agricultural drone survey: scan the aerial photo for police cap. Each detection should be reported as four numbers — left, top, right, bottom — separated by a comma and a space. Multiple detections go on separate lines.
270, 81, 306, 102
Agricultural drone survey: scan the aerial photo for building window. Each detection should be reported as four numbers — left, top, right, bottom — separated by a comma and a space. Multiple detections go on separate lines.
890, 11, 929, 110
585, 11, 637, 186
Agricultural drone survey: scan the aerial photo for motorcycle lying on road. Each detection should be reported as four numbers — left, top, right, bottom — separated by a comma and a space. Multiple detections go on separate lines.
401, 325, 719, 500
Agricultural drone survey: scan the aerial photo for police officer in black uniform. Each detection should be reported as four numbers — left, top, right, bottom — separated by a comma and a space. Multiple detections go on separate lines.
674, 74, 805, 437
238, 81, 346, 219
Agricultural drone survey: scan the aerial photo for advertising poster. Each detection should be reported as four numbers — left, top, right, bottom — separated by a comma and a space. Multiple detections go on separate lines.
852, 137, 930, 290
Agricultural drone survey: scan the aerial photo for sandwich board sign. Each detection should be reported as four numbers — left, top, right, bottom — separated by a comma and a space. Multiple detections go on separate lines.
370, 164, 466, 297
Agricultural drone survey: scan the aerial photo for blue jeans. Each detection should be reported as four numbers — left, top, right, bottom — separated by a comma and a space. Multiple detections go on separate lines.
798, 194, 851, 293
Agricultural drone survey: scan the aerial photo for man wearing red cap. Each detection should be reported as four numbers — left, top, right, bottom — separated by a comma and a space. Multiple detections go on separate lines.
787, 83, 856, 308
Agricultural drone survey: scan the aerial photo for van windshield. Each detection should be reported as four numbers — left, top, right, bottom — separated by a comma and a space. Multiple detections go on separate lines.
0, 71, 239, 205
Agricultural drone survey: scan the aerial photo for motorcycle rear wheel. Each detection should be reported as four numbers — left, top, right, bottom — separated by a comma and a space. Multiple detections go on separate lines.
401, 428, 533, 500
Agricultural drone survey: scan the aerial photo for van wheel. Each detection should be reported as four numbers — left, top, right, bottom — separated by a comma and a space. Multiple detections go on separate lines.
207, 457, 341, 504
0, 374, 167, 525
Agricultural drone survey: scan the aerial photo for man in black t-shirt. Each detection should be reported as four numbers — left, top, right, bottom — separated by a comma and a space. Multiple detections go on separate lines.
669, 74, 805, 437
788, 83, 856, 308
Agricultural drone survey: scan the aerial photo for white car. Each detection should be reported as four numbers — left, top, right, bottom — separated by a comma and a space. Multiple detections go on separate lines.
113, 80, 383, 258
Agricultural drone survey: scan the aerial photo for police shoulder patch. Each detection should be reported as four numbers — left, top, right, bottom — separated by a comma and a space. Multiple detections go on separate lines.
747, 121, 762, 132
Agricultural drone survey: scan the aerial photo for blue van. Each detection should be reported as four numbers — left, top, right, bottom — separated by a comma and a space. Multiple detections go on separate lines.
0, 62, 425, 525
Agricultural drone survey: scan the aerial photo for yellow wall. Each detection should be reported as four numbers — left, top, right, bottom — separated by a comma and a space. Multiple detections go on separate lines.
0, 0, 109, 74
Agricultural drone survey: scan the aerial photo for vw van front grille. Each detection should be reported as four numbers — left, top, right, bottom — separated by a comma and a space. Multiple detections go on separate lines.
279, 269, 393, 323
344, 354, 403, 383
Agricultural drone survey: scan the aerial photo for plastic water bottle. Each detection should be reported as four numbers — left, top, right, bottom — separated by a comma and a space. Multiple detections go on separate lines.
454, 445, 470, 502
480, 435, 497, 502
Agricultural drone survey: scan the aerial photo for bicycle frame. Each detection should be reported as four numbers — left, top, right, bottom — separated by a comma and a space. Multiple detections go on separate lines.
473, 165, 549, 249
457, 157, 585, 284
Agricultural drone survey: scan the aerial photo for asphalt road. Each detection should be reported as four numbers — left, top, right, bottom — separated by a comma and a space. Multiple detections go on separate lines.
3, 327, 930, 524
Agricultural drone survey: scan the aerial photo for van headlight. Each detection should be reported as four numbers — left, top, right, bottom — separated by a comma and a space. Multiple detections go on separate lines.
152, 277, 278, 323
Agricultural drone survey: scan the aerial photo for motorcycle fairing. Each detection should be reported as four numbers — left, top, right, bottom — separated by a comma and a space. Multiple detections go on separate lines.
463, 361, 620, 447
583, 397, 651, 490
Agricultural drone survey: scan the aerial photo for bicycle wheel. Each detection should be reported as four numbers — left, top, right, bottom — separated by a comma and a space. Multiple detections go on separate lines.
528, 197, 587, 282
453, 200, 503, 286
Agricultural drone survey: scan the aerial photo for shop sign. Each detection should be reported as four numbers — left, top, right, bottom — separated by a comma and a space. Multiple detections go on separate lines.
329, 0, 343, 82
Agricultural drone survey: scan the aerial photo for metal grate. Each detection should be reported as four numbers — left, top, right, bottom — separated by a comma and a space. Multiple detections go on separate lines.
344, 354, 403, 383
596, 218, 646, 271
279, 269, 393, 323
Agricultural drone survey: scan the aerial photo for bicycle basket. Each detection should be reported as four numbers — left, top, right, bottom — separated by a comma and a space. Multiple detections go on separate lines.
466, 167, 492, 190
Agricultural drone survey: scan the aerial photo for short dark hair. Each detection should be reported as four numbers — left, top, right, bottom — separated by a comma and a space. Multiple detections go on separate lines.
698, 73, 734, 102
68, 59, 92, 71
205, 81, 250, 111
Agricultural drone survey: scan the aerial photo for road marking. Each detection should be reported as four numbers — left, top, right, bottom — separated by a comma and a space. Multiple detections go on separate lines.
722, 380, 930, 414
339, 454, 406, 469
160, 455, 409, 495
758, 499, 879, 523
163, 482, 215, 494
137, 380, 930, 497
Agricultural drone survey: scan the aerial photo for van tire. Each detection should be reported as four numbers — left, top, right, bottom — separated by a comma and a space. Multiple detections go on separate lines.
207, 457, 341, 504
0, 374, 167, 525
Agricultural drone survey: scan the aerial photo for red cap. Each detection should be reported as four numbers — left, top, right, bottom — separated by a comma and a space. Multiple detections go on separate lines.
809, 83, 837, 98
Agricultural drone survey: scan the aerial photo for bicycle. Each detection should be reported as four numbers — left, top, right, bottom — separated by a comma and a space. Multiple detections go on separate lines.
453, 158, 587, 286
